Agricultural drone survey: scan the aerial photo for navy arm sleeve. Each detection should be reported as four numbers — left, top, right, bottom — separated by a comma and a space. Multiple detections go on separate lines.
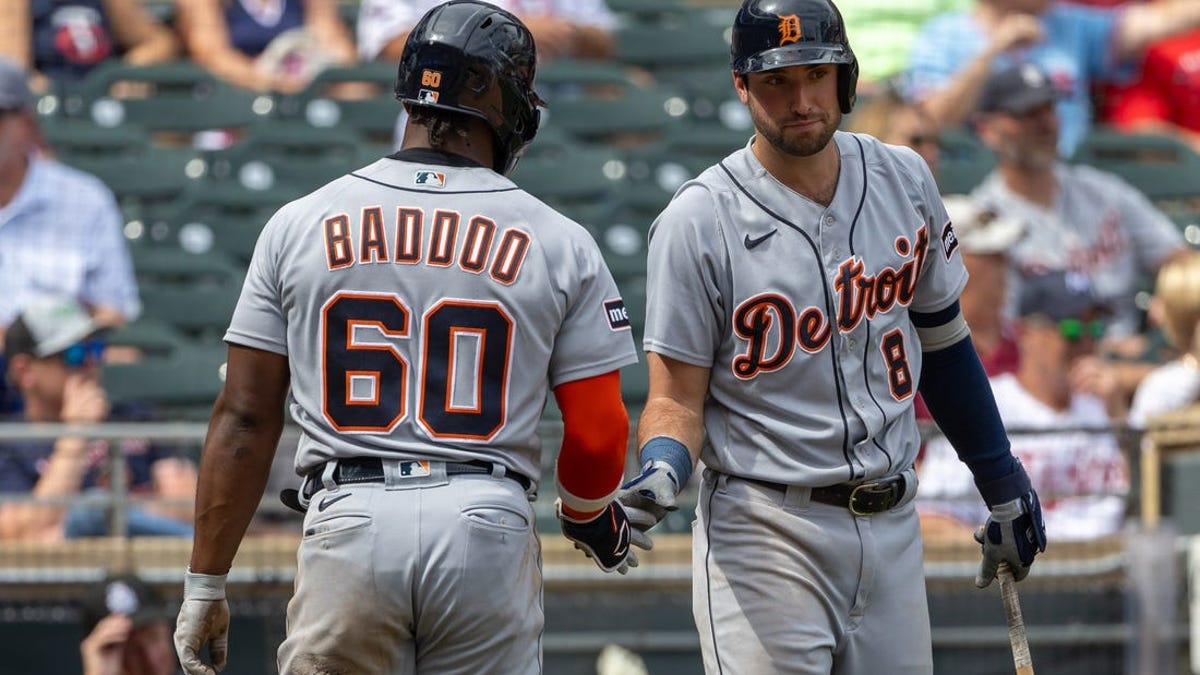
913, 306, 1018, 485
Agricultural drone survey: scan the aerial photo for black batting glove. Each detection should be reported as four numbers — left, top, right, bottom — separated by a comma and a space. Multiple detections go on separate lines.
974, 460, 1047, 588
556, 499, 638, 574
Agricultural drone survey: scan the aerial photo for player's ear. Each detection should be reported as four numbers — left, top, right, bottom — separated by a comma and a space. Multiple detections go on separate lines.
733, 72, 750, 103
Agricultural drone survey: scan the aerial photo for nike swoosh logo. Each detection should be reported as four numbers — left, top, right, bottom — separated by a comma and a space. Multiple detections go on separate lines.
743, 230, 777, 249
317, 492, 353, 512
613, 519, 630, 557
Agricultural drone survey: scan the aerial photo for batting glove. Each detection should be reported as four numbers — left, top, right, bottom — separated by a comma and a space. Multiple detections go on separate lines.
556, 499, 638, 574
175, 570, 230, 675
974, 462, 1047, 589
616, 459, 681, 540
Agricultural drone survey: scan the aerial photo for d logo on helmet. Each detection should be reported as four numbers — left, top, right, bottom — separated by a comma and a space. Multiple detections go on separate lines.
777, 14, 802, 45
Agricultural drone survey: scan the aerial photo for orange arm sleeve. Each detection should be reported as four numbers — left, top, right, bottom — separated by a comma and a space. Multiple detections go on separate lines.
553, 370, 629, 520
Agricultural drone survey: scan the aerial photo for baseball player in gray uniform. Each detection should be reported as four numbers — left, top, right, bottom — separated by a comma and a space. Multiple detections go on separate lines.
172, 3, 640, 674
618, 0, 1048, 673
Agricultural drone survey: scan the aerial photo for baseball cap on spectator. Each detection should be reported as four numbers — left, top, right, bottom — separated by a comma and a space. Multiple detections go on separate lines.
942, 195, 1025, 254
977, 63, 1059, 115
80, 574, 173, 634
0, 57, 33, 111
1016, 270, 1105, 322
4, 295, 102, 358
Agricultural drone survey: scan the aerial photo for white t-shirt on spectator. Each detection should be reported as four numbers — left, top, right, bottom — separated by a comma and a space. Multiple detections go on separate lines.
1128, 358, 1200, 428
917, 373, 1129, 540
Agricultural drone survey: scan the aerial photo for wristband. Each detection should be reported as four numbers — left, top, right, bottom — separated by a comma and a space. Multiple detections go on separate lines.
639, 436, 693, 489
184, 569, 228, 601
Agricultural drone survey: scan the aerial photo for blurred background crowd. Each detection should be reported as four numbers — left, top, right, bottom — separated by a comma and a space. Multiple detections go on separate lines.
0, 0, 1199, 672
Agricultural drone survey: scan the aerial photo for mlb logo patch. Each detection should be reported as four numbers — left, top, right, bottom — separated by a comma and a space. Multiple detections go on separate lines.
414, 170, 446, 188
940, 221, 959, 261
417, 89, 439, 104
604, 299, 631, 330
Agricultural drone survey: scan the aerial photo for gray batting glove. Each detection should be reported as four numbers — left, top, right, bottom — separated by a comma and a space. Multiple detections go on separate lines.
616, 459, 681, 546
175, 571, 230, 675
974, 464, 1047, 589
556, 499, 639, 574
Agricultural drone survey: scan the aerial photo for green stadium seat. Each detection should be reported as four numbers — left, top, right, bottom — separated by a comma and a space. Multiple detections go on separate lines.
102, 342, 226, 417
133, 247, 245, 339
541, 83, 684, 142
59, 146, 205, 217
273, 62, 399, 144
206, 122, 378, 195
935, 129, 996, 195
40, 117, 152, 158
1071, 130, 1200, 206
61, 61, 266, 133
614, 14, 731, 79
103, 317, 192, 358
509, 143, 625, 211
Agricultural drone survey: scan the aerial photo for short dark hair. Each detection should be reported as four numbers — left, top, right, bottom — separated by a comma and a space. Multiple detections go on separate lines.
409, 106, 475, 150
3, 316, 38, 359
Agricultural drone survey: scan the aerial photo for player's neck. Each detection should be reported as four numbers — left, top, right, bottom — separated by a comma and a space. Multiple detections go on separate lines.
752, 137, 840, 207
400, 124, 496, 172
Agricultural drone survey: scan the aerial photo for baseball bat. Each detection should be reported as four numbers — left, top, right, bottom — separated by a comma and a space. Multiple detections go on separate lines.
997, 562, 1034, 675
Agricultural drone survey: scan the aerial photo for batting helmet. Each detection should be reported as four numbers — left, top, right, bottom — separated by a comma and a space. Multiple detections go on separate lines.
395, 0, 546, 175
730, 0, 859, 114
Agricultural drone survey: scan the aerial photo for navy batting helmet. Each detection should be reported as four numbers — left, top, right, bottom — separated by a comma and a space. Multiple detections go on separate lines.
395, 0, 546, 175
730, 0, 859, 114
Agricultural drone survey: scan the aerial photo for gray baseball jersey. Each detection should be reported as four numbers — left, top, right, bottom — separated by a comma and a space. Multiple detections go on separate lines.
644, 131, 967, 488
972, 163, 1184, 336
227, 151, 639, 484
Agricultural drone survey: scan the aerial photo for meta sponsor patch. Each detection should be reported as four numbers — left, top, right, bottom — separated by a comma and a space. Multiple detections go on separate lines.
940, 220, 959, 261
414, 170, 446, 188
604, 299, 631, 330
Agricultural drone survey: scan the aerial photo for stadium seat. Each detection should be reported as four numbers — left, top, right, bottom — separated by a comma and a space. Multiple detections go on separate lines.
61, 60, 266, 133
102, 341, 226, 418
40, 117, 152, 158
540, 82, 684, 143
1071, 130, 1200, 206
206, 122, 378, 195
103, 317, 192, 358
273, 62, 399, 144
935, 128, 996, 195
509, 143, 625, 212
58, 146, 205, 216
614, 13, 731, 81
134, 247, 245, 338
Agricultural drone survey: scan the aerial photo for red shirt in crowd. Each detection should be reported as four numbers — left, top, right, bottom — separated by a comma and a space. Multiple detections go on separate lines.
1104, 30, 1200, 133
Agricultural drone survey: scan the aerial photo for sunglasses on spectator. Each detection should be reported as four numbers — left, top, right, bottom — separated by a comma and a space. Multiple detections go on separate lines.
55, 339, 106, 368
908, 134, 938, 146
1057, 318, 1105, 341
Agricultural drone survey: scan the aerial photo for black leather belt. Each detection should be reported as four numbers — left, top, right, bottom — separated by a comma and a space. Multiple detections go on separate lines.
302, 457, 532, 499
745, 474, 907, 515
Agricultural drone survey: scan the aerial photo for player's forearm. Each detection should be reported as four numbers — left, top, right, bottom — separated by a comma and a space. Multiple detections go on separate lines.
635, 398, 704, 465
554, 372, 628, 519
188, 396, 283, 574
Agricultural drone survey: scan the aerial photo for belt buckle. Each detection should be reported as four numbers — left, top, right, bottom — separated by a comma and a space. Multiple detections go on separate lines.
848, 481, 883, 516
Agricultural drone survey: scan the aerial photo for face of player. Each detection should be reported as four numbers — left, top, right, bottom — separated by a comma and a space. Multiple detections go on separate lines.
736, 64, 842, 159
979, 101, 1060, 170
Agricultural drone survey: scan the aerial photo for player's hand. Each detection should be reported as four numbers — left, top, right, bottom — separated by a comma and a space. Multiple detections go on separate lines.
175, 571, 230, 675
556, 500, 638, 574
974, 462, 1047, 589
616, 459, 681, 541
80, 613, 132, 675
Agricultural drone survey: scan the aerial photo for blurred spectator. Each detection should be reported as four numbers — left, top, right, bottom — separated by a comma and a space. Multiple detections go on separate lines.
0, 57, 140, 335
79, 574, 177, 675
174, 0, 357, 94
904, 0, 1200, 156
970, 63, 1186, 341
918, 270, 1130, 542
839, 0, 972, 90
356, 0, 616, 63
944, 194, 1026, 374
0, 0, 179, 93
845, 83, 942, 172
1128, 251, 1200, 427
0, 56, 139, 410
0, 296, 196, 541
1103, 27, 1200, 153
